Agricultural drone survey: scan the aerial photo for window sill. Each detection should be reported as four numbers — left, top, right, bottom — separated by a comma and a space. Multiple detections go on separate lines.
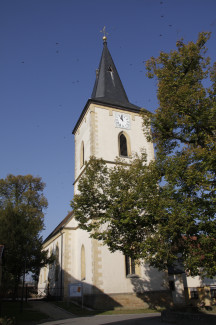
126, 274, 140, 279
119, 155, 132, 159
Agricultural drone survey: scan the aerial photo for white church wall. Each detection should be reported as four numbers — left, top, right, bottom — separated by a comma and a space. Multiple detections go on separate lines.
100, 245, 168, 294
38, 234, 63, 296
74, 227, 93, 284
64, 220, 94, 295
74, 107, 92, 183
186, 275, 216, 288
141, 264, 169, 292
93, 105, 154, 164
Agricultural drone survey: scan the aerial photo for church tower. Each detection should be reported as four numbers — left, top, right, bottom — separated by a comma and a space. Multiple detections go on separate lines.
39, 35, 171, 309
69, 36, 167, 308
72, 35, 154, 195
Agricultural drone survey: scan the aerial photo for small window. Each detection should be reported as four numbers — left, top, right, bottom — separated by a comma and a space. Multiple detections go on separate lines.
118, 132, 131, 157
190, 288, 198, 299
169, 281, 175, 291
119, 133, 128, 156
125, 256, 136, 276
108, 65, 113, 72
211, 288, 216, 298
80, 141, 84, 168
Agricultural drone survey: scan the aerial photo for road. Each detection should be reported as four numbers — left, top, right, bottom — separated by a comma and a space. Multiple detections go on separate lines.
38, 313, 168, 325
30, 301, 171, 325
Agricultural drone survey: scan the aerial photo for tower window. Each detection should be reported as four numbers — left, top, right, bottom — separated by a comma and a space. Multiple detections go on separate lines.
80, 141, 84, 168
107, 65, 113, 72
119, 133, 128, 157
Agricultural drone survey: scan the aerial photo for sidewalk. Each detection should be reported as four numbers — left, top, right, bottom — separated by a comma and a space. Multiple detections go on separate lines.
29, 300, 74, 321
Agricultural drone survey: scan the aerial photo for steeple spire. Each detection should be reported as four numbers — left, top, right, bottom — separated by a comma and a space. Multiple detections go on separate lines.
91, 34, 140, 110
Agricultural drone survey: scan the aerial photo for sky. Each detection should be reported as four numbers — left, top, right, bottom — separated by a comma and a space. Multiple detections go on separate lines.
1, 0, 216, 240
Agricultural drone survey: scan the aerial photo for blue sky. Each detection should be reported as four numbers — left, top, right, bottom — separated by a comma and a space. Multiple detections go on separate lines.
1, 0, 216, 240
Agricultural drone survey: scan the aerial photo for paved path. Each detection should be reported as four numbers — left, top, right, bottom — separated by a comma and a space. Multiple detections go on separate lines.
29, 301, 169, 325
29, 300, 74, 321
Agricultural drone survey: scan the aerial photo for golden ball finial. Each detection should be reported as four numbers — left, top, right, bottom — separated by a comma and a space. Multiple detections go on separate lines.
101, 26, 108, 43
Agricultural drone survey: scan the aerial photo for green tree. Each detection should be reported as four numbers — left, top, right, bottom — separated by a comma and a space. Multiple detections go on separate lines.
143, 31, 216, 277
72, 33, 216, 278
0, 174, 50, 298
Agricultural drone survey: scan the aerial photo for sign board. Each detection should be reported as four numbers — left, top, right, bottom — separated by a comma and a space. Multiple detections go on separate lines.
68, 283, 82, 297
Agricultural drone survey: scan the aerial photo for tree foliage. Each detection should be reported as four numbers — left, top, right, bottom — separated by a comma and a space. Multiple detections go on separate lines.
0, 174, 51, 296
72, 33, 216, 278
72, 155, 160, 256
143, 31, 216, 277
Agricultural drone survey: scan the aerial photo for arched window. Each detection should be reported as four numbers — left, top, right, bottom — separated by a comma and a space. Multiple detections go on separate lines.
80, 141, 84, 168
81, 245, 86, 281
125, 255, 135, 276
55, 244, 60, 282
125, 255, 141, 277
119, 132, 131, 157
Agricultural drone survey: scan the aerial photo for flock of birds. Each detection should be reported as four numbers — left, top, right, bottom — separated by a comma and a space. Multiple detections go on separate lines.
18, 0, 215, 106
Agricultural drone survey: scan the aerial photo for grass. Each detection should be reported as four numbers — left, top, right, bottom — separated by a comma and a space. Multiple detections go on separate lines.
0, 301, 48, 325
52, 301, 162, 316
52, 301, 216, 318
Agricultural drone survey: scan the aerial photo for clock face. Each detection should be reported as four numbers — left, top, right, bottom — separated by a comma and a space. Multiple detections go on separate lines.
115, 113, 130, 129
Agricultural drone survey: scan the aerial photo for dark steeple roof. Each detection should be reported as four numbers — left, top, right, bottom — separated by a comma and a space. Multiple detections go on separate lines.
91, 38, 141, 111
72, 37, 146, 134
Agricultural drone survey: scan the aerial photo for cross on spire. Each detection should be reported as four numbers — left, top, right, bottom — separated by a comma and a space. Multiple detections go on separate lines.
100, 26, 108, 43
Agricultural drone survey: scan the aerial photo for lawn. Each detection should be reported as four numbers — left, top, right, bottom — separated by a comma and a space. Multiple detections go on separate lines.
0, 301, 48, 325
52, 301, 162, 316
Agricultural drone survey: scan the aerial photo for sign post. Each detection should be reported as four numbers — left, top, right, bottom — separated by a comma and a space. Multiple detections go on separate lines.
68, 282, 84, 309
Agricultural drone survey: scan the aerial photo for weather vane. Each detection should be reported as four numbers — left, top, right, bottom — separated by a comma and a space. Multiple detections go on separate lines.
100, 26, 108, 42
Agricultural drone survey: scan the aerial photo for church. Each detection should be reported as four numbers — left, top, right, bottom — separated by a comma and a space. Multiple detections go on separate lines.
38, 35, 216, 309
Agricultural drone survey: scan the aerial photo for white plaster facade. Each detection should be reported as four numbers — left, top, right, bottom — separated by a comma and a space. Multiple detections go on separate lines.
74, 103, 154, 193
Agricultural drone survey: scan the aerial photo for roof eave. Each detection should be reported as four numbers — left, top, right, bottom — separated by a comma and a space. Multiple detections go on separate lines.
72, 98, 149, 135
43, 211, 74, 244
